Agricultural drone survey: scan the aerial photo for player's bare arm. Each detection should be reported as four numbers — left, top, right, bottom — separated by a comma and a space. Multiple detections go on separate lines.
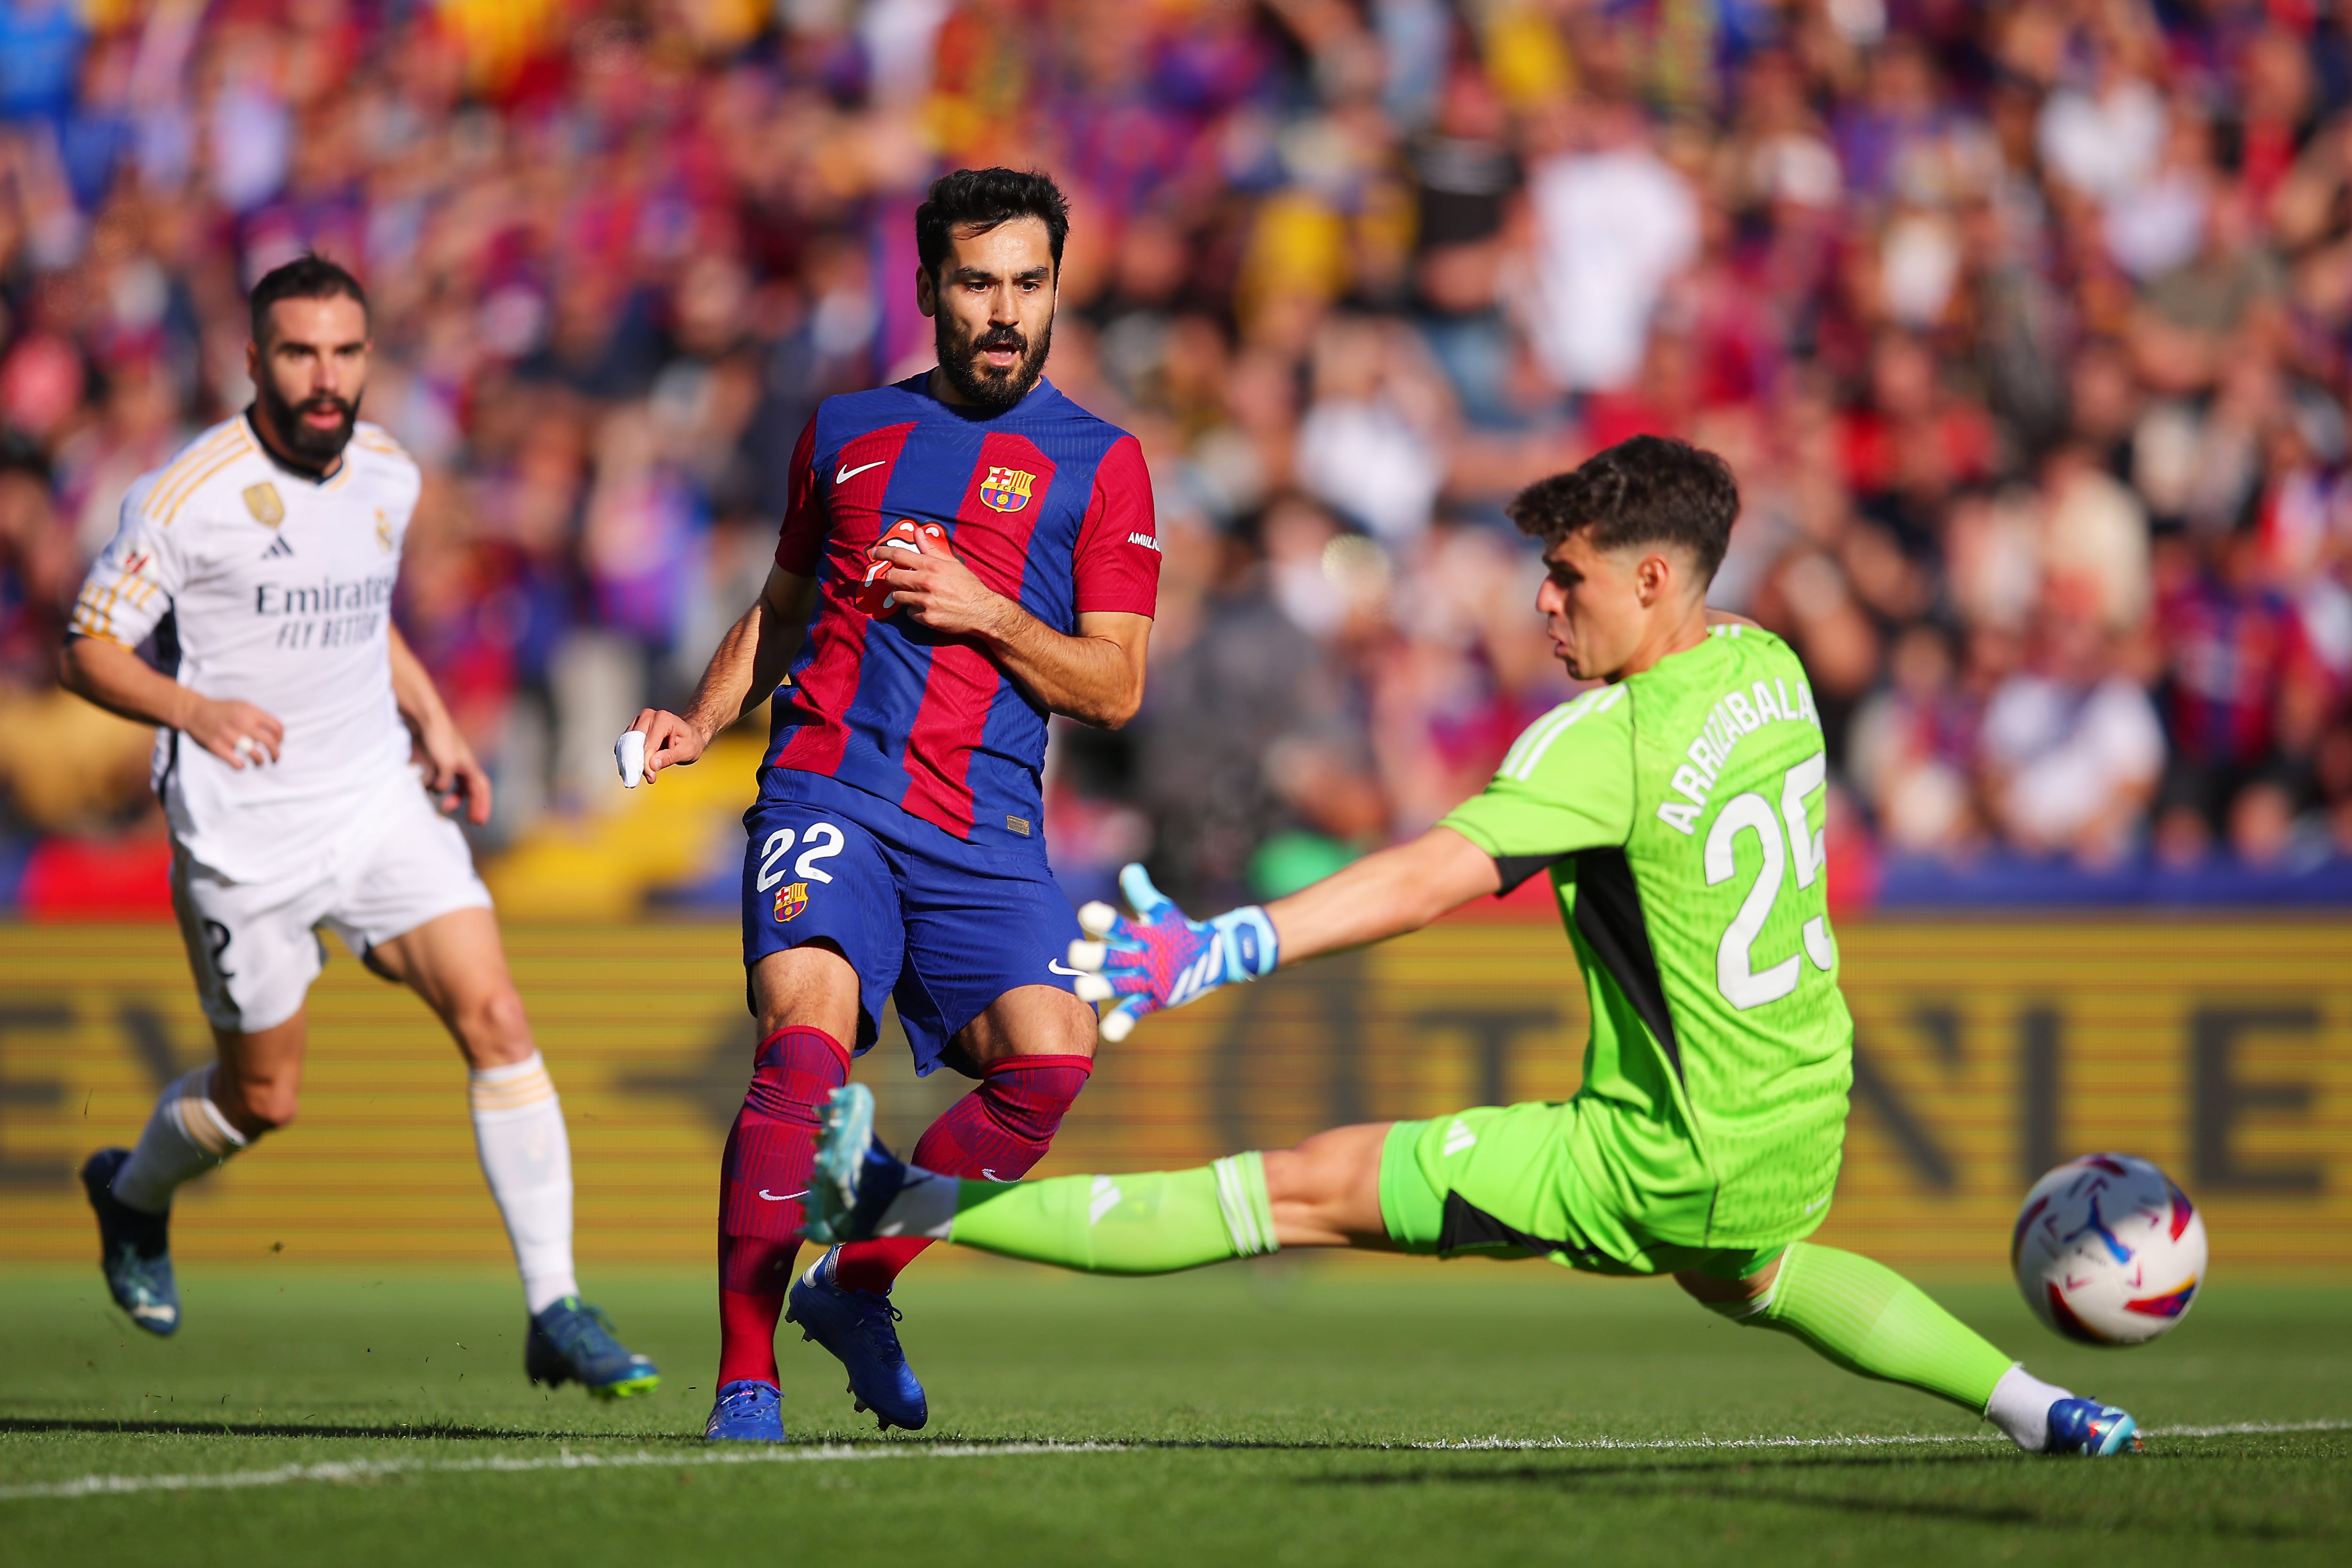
59, 634, 284, 768
628, 565, 818, 780
872, 533, 1149, 727
1262, 827, 1501, 963
389, 624, 491, 824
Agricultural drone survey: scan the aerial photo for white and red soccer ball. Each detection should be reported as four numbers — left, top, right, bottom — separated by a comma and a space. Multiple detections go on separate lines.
2012, 1153, 2207, 1346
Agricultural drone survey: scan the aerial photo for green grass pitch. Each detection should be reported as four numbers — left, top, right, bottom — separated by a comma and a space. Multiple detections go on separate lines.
1, 1262, 2344, 1565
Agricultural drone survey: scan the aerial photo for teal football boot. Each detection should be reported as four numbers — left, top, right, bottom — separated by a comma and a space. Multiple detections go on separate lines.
81, 1148, 179, 1337
2044, 1398, 2141, 1456
525, 1297, 661, 1399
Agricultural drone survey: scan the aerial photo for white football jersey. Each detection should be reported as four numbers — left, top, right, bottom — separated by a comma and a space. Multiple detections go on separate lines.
72, 414, 424, 883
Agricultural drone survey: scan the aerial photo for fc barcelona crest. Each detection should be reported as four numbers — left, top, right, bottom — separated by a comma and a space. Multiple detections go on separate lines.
979, 466, 1035, 513
773, 881, 809, 922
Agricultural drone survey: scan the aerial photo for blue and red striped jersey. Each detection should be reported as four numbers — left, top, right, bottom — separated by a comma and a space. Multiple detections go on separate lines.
765, 374, 1159, 855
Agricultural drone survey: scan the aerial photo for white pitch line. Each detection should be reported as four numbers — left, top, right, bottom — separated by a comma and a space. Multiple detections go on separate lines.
1419, 1433, 2002, 1452
1, 1419, 2342, 1504
0, 1441, 1128, 1503
2146, 1419, 2352, 1439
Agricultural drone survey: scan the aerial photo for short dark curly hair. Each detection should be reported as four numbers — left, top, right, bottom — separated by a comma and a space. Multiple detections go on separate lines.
249, 254, 368, 345
1506, 435, 1739, 584
915, 167, 1071, 280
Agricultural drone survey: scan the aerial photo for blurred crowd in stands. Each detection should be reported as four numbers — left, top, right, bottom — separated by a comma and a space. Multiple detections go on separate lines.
6, 0, 2352, 913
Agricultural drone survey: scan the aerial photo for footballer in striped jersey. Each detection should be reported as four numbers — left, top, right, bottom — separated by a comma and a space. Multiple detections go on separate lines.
628, 169, 1158, 1443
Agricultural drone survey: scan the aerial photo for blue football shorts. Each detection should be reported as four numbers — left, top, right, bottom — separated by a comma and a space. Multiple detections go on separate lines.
739, 790, 1084, 1076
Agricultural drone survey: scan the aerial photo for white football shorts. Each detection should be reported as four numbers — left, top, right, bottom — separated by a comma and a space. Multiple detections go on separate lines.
169, 773, 493, 1033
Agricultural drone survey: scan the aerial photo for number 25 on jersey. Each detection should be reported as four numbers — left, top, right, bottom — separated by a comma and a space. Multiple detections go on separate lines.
1705, 752, 1835, 1011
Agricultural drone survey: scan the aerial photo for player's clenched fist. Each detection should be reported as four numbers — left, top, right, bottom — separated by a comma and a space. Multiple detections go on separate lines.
622, 708, 710, 784
868, 526, 1009, 641
1065, 864, 1280, 1042
184, 695, 285, 770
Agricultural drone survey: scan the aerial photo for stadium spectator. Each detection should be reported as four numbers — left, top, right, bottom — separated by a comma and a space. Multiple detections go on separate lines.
3, 0, 2352, 912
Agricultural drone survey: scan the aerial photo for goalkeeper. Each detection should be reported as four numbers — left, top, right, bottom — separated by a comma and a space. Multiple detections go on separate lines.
808, 436, 2140, 1457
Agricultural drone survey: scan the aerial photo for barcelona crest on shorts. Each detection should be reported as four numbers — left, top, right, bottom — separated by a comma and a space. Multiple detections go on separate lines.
979, 466, 1035, 513
773, 881, 809, 922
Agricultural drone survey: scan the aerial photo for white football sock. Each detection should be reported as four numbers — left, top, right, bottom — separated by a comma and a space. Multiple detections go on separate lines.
113, 1067, 248, 1214
469, 1052, 578, 1314
1984, 1364, 2074, 1452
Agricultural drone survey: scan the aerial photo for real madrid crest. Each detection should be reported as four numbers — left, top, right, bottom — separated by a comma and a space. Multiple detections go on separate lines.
979, 466, 1035, 513
242, 482, 285, 526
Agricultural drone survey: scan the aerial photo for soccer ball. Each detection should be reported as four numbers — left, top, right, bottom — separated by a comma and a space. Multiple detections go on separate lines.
2012, 1153, 2207, 1346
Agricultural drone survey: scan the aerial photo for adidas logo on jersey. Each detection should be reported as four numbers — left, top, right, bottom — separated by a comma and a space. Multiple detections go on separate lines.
260, 535, 296, 560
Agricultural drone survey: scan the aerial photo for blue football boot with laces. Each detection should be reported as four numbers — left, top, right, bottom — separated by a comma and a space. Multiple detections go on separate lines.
705, 1378, 786, 1442
81, 1148, 179, 1337
787, 1245, 928, 1432
2044, 1397, 2141, 1456
525, 1296, 661, 1399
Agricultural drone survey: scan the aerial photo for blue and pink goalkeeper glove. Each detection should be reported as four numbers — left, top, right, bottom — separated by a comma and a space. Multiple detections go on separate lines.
1066, 864, 1280, 1042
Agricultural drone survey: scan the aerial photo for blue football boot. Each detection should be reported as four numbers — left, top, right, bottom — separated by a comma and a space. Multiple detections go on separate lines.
804, 1083, 908, 1247
525, 1296, 661, 1399
705, 1378, 786, 1442
787, 1246, 928, 1432
2044, 1397, 2141, 1456
80, 1148, 179, 1337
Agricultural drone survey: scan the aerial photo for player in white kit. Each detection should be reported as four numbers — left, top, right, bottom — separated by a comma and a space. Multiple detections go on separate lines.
60, 256, 658, 1398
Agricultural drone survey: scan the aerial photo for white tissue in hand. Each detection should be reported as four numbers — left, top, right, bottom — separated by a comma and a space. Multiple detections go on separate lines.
615, 730, 646, 788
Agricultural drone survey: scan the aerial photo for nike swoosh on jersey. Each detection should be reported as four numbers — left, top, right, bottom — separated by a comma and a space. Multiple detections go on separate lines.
757, 1189, 808, 1202
835, 460, 886, 485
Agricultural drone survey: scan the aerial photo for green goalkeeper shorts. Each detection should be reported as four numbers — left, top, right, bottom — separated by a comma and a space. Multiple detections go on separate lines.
1376, 1101, 1789, 1281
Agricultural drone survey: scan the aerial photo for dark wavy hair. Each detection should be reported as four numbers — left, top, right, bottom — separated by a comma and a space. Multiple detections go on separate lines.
915, 168, 1071, 280
1506, 435, 1740, 584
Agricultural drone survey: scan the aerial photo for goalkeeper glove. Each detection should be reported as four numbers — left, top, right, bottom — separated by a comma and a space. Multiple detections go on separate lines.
1065, 864, 1279, 1043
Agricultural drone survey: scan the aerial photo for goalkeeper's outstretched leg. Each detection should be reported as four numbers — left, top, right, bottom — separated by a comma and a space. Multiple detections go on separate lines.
808, 1082, 2139, 1457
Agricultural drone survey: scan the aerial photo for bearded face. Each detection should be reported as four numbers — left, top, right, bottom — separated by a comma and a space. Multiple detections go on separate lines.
248, 292, 370, 472
255, 372, 359, 468
934, 305, 1053, 413
920, 214, 1059, 414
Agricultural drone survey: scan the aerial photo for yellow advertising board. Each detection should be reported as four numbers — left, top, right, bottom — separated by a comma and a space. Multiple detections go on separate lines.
0, 920, 2345, 1274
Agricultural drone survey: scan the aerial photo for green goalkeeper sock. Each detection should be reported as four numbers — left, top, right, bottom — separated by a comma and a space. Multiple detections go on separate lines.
934, 1154, 1278, 1275
1715, 1242, 2014, 1413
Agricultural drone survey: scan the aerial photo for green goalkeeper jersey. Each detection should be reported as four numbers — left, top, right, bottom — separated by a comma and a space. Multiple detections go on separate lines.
1438, 624, 1853, 1248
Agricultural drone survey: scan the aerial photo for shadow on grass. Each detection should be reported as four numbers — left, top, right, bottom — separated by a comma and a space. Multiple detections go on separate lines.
1303, 1450, 2333, 1541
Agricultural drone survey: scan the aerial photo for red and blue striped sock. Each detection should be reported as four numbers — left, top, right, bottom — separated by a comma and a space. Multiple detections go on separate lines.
829, 1053, 1093, 1296
715, 1024, 850, 1387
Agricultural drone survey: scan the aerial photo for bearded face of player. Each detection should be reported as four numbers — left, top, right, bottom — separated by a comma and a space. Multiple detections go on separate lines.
247, 294, 370, 471
918, 216, 1057, 413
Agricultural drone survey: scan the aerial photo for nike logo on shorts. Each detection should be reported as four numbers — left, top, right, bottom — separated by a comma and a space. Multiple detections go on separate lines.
1047, 960, 1086, 978
758, 1189, 807, 1202
836, 460, 885, 485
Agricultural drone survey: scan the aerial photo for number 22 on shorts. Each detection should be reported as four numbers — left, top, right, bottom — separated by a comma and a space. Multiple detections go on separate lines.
757, 820, 846, 922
